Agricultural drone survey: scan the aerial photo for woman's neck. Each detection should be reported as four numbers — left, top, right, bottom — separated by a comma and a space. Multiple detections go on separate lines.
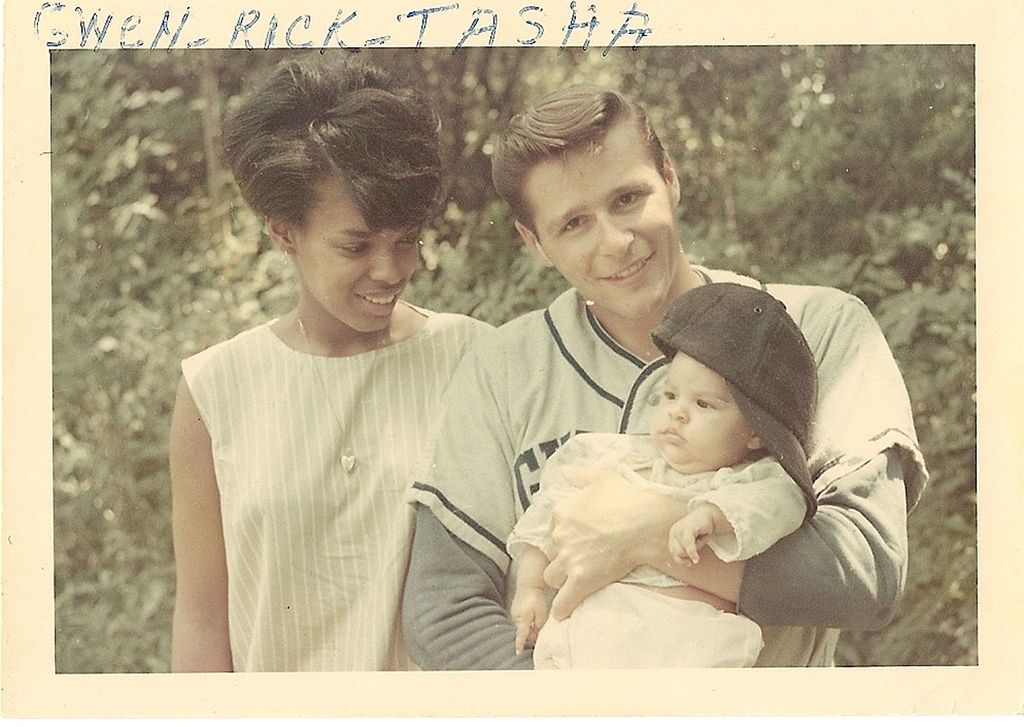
277, 299, 424, 357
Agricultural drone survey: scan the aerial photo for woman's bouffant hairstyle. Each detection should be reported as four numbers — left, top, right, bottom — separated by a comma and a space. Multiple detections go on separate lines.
222, 54, 442, 232
490, 85, 668, 233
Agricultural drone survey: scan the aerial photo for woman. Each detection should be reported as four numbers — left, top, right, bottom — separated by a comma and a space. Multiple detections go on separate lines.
169, 54, 490, 671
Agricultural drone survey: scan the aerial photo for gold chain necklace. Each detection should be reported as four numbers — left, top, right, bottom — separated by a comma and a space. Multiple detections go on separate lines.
297, 316, 358, 474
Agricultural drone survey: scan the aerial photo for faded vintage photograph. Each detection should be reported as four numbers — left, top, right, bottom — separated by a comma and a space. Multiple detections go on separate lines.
47, 46, 976, 678
17, 0, 1024, 711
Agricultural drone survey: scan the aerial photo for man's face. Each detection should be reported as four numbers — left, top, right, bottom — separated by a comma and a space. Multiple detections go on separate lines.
516, 118, 695, 335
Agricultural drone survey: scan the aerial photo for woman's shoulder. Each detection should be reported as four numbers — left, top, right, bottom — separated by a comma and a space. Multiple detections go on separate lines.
409, 307, 495, 351
181, 321, 277, 381
421, 309, 493, 335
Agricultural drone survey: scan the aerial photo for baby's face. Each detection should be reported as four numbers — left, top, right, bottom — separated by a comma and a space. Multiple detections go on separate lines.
649, 352, 761, 475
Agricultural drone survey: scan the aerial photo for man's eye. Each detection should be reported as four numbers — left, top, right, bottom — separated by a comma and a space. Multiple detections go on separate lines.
563, 216, 584, 233
618, 190, 645, 208
338, 245, 366, 255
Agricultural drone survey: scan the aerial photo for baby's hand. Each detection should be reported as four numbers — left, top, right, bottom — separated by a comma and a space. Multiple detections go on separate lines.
668, 504, 718, 565
510, 586, 549, 655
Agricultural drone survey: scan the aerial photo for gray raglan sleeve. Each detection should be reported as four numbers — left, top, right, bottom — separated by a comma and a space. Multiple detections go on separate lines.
737, 449, 908, 629
738, 288, 926, 630
403, 505, 533, 670
402, 329, 534, 670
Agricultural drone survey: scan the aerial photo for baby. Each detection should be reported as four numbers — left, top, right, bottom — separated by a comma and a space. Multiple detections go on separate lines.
507, 283, 819, 669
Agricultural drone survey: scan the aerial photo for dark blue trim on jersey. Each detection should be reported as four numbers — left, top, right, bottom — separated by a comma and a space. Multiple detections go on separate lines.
618, 356, 671, 434
812, 457, 842, 483
693, 267, 765, 291
411, 482, 507, 553
544, 309, 625, 408
810, 428, 915, 482
585, 305, 646, 369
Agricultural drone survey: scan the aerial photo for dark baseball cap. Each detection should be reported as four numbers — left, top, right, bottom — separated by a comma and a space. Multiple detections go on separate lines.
651, 283, 818, 518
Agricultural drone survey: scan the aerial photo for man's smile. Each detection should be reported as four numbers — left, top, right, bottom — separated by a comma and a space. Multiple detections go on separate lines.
602, 252, 653, 282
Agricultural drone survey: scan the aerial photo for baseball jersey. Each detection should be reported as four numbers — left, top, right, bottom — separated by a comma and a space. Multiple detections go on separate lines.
409, 267, 928, 667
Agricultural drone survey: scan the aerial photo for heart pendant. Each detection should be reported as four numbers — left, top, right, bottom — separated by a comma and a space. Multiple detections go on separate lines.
341, 455, 357, 473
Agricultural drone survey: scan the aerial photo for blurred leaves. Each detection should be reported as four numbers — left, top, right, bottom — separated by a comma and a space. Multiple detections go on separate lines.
52, 46, 975, 671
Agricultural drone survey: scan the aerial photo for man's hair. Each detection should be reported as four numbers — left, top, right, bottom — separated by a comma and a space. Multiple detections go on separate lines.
222, 54, 442, 231
490, 85, 668, 232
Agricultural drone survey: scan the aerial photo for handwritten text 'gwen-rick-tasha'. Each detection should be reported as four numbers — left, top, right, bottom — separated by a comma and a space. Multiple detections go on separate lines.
33, 2, 653, 53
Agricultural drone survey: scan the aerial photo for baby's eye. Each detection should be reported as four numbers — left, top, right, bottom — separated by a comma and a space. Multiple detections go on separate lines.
696, 398, 711, 409
662, 391, 676, 401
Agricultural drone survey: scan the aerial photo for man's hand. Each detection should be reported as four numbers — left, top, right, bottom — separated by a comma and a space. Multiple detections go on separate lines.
558, 461, 607, 489
543, 469, 688, 620
509, 586, 548, 655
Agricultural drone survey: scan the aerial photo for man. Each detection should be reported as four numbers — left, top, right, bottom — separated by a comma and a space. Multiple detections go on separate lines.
404, 86, 928, 669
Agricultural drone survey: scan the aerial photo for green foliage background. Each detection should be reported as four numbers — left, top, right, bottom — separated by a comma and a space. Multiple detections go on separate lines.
51, 46, 976, 672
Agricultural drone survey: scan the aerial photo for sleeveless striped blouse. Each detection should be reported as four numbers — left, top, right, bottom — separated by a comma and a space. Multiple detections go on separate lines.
182, 310, 490, 671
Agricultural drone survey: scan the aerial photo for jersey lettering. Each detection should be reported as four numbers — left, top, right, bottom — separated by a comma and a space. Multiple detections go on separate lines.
512, 430, 588, 512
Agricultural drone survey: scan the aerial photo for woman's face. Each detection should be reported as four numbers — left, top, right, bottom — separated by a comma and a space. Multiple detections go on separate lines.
275, 177, 421, 335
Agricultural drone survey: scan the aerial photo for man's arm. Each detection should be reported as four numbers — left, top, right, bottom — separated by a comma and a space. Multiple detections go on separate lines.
739, 449, 908, 629
542, 449, 907, 630
403, 505, 533, 670
542, 471, 744, 620
726, 287, 921, 630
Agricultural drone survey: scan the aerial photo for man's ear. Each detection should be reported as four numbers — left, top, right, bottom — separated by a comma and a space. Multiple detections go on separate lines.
515, 220, 553, 267
267, 218, 298, 255
746, 434, 763, 451
660, 152, 681, 208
